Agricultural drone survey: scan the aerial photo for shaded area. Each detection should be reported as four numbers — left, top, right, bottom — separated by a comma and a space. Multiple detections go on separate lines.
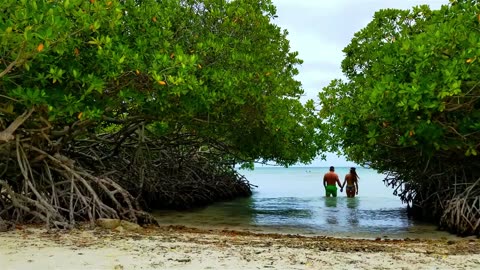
0, 129, 253, 227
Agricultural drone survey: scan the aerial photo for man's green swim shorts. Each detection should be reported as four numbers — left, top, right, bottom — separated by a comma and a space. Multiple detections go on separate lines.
325, 185, 337, 197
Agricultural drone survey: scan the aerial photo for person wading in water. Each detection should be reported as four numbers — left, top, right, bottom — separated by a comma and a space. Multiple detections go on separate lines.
342, 167, 359, 198
323, 166, 342, 197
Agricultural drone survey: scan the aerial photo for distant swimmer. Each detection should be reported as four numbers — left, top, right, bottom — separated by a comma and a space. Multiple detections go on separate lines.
323, 166, 342, 197
342, 167, 359, 198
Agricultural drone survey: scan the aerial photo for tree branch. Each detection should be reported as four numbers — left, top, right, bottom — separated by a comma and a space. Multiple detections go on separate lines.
0, 108, 34, 142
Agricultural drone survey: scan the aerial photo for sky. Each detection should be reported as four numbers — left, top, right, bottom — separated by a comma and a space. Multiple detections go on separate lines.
270, 0, 447, 167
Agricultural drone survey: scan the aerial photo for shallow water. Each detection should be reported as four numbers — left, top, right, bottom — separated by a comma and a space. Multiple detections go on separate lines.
154, 167, 457, 239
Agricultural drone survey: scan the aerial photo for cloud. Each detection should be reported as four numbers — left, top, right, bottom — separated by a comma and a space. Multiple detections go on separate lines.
272, 0, 447, 102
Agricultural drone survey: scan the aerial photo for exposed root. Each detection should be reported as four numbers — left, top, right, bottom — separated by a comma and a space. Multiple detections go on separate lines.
0, 111, 252, 227
381, 153, 480, 236
69, 130, 253, 210
442, 178, 480, 235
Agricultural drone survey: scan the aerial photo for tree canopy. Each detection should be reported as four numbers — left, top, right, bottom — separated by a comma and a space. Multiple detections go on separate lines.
1, 0, 322, 166
319, 0, 480, 235
0, 0, 323, 226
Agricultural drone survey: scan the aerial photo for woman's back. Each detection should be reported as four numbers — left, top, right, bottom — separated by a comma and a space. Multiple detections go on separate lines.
345, 173, 356, 186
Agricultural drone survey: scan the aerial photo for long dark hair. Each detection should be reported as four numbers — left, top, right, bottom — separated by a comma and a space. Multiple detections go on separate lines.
350, 167, 360, 181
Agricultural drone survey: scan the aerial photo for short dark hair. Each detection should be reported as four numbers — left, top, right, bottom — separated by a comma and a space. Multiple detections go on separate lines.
329, 166, 334, 171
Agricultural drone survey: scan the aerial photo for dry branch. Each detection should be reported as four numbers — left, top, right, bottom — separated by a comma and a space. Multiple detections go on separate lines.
0, 108, 34, 142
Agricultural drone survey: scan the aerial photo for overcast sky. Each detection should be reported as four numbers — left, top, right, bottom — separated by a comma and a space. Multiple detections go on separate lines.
270, 0, 447, 167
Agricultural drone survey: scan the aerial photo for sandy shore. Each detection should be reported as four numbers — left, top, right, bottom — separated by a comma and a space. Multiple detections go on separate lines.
0, 225, 479, 270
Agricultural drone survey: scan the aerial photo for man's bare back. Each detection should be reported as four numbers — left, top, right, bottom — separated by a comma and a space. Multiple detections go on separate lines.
323, 166, 342, 197
324, 172, 341, 186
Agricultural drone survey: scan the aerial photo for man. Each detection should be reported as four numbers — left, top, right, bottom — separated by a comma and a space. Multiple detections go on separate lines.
323, 166, 343, 197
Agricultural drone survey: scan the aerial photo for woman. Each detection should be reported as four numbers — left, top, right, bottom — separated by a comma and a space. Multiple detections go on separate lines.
342, 167, 359, 198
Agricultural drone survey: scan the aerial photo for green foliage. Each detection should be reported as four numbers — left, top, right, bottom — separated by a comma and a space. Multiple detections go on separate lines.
0, 0, 322, 166
319, 0, 480, 168
320, 2, 480, 235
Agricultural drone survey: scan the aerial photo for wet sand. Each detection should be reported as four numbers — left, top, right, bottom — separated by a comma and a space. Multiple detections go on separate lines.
0, 225, 479, 270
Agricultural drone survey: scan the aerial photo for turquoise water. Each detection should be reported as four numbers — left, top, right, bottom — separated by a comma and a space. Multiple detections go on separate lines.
154, 167, 456, 239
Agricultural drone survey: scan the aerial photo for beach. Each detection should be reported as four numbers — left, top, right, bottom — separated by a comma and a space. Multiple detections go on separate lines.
1, 225, 479, 270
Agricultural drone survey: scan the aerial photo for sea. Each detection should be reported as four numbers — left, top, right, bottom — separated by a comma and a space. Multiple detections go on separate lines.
153, 167, 458, 239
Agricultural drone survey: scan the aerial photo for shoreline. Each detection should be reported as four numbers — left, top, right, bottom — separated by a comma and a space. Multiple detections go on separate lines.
146, 221, 464, 241
1, 225, 479, 270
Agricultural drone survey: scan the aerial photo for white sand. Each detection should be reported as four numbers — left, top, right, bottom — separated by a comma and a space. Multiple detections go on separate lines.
0, 226, 479, 270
